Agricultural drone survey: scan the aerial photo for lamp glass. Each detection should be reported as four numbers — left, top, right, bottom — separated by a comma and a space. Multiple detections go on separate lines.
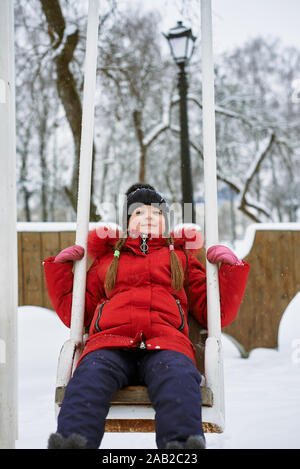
164, 21, 196, 65
169, 36, 187, 63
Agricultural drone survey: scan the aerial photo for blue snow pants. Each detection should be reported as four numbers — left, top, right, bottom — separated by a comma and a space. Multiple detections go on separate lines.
57, 348, 205, 449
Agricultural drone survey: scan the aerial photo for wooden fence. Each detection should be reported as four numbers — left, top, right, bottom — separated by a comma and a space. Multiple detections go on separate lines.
17, 223, 300, 356
224, 226, 300, 356
18, 226, 77, 311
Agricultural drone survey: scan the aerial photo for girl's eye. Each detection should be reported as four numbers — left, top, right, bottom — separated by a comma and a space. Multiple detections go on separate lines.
134, 209, 161, 216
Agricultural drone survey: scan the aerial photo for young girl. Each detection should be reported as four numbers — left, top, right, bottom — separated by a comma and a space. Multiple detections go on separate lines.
44, 183, 250, 449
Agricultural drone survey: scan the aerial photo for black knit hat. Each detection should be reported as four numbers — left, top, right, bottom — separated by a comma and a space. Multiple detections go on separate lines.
122, 183, 169, 236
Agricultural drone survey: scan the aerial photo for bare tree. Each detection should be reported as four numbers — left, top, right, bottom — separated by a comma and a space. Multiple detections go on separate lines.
38, 0, 117, 220
15, 0, 300, 234
98, 7, 172, 182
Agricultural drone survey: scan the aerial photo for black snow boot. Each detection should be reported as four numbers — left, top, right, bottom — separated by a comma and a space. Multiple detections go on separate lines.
47, 432, 87, 449
185, 434, 206, 449
165, 440, 185, 449
165, 434, 206, 450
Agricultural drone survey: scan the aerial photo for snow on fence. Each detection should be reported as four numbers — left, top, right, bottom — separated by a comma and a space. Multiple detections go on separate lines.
17, 222, 300, 356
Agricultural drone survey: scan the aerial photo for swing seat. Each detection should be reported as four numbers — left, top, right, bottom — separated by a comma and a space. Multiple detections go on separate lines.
55, 315, 223, 434
106, 384, 214, 433
105, 315, 218, 433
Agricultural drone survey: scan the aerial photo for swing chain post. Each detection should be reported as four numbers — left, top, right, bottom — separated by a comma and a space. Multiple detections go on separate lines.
70, 0, 100, 361
0, 0, 18, 449
201, 0, 225, 431
55, 0, 100, 406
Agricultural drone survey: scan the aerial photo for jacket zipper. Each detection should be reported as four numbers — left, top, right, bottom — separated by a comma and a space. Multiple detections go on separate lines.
138, 331, 147, 349
94, 300, 109, 332
140, 233, 149, 254
175, 298, 185, 331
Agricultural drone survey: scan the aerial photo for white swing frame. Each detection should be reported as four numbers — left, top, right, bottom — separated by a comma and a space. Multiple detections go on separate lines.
55, 0, 100, 401
55, 0, 225, 435
0, 0, 18, 449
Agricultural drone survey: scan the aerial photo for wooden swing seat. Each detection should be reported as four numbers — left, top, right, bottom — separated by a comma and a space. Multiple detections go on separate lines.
106, 315, 216, 433
106, 384, 214, 433
55, 315, 219, 433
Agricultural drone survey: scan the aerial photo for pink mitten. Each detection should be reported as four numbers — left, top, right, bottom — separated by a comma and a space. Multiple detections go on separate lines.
54, 245, 85, 263
206, 245, 243, 266
173, 224, 204, 252
183, 227, 204, 251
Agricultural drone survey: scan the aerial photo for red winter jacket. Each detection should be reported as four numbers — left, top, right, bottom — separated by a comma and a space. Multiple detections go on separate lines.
43, 225, 250, 366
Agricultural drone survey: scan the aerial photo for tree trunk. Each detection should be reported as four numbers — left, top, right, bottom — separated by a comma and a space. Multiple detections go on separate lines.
19, 125, 33, 221
133, 109, 146, 182
40, 0, 99, 221
39, 108, 48, 221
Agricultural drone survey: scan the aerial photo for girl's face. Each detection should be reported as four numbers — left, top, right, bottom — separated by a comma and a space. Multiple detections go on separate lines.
128, 204, 165, 237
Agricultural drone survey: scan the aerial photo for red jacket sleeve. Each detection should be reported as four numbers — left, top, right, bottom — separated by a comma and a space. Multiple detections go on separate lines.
43, 257, 104, 328
185, 252, 250, 328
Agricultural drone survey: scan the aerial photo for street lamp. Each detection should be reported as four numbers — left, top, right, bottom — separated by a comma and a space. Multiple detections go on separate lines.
163, 21, 196, 223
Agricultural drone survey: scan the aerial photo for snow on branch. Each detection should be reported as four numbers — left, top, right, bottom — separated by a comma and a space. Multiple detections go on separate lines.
133, 88, 279, 223
143, 122, 169, 148
142, 94, 171, 147
236, 132, 276, 221
240, 133, 276, 203
171, 93, 259, 128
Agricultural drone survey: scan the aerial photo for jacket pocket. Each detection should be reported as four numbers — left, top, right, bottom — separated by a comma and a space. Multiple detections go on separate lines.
175, 298, 185, 331
94, 300, 110, 332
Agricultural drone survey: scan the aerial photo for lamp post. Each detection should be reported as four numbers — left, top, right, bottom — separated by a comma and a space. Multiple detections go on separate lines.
163, 21, 196, 223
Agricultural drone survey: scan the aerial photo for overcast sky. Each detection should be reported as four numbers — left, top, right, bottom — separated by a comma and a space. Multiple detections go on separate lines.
136, 0, 300, 55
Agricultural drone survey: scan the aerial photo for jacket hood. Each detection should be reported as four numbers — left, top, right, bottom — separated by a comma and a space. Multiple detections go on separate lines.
87, 222, 204, 260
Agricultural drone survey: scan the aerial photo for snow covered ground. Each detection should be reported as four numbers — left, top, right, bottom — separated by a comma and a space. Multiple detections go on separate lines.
16, 293, 300, 449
